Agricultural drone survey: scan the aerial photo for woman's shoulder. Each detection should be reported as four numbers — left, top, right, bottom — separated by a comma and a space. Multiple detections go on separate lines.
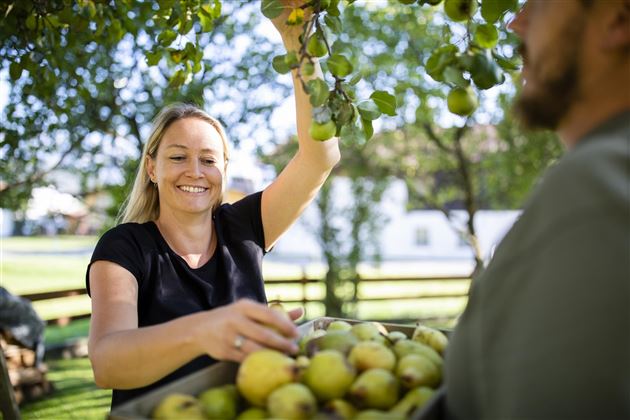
97, 222, 157, 247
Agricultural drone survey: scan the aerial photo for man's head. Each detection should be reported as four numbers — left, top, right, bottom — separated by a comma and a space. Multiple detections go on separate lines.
509, 0, 630, 142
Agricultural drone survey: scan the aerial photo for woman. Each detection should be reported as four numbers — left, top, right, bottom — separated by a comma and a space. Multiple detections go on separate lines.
86, 3, 340, 407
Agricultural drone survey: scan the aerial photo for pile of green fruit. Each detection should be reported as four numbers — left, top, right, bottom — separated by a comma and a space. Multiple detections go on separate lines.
152, 320, 448, 419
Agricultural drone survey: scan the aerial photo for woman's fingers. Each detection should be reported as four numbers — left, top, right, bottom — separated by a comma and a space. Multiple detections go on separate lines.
238, 317, 299, 355
236, 299, 299, 339
288, 307, 304, 321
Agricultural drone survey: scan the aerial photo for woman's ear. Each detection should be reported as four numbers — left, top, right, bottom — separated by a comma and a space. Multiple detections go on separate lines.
146, 155, 156, 182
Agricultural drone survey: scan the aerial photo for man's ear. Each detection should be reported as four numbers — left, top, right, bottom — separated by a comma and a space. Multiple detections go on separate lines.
602, 0, 630, 51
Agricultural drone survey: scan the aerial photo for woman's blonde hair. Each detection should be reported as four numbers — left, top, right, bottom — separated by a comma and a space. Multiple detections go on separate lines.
119, 103, 230, 224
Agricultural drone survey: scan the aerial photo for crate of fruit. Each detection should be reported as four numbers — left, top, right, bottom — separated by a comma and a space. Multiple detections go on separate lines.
109, 317, 448, 420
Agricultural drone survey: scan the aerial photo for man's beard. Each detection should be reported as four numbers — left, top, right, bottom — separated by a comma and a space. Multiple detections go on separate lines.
513, 41, 581, 131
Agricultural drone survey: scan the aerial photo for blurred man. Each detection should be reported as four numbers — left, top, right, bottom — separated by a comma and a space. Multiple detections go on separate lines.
443, 1, 629, 418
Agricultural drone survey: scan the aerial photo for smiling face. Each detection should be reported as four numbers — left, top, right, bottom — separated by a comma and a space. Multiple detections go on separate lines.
146, 117, 226, 219
509, 0, 587, 130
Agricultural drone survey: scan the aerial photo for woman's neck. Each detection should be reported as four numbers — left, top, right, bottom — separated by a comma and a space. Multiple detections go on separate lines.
154, 212, 216, 268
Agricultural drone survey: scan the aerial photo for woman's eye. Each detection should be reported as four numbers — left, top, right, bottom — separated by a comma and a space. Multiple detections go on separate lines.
203, 158, 216, 165
170, 156, 185, 161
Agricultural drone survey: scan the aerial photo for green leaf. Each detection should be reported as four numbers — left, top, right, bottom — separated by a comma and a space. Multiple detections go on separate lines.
474, 23, 499, 49
284, 51, 299, 69
443, 66, 469, 88
481, 0, 518, 24
9, 62, 22, 81
158, 29, 177, 46
348, 72, 362, 86
307, 79, 330, 107
168, 69, 187, 87
312, 106, 332, 124
426, 45, 458, 82
370, 90, 397, 116
324, 15, 342, 34
145, 50, 162, 66
302, 62, 315, 76
261, 0, 284, 19
272, 54, 291, 74
357, 100, 381, 121
470, 52, 504, 89
361, 118, 374, 141
198, 12, 214, 32
335, 101, 355, 126
327, 54, 353, 78
492, 50, 520, 71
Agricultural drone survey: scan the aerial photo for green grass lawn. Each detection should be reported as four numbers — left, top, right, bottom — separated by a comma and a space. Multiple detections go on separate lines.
2, 235, 98, 252
20, 357, 111, 420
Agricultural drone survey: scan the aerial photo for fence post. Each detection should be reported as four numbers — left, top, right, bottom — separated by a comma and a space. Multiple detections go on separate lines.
300, 266, 308, 320
0, 347, 21, 420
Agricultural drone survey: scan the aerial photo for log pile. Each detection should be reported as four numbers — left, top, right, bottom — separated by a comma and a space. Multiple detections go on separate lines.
1, 336, 52, 405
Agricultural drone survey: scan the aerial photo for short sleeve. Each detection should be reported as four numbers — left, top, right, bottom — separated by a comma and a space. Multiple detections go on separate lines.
85, 224, 146, 296
217, 191, 267, 252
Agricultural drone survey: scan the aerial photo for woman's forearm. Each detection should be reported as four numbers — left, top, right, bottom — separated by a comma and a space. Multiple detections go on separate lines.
89, 312, 203, 389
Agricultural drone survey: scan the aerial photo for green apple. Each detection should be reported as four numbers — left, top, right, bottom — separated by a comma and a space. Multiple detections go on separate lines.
444, 0, 477, 22
447, 86, 478, 116
307, 36, 327, 58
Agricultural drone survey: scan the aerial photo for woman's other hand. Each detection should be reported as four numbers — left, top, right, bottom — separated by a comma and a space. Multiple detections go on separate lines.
193, 298, 304, 362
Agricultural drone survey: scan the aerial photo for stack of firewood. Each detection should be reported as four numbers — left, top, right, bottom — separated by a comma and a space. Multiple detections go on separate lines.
1, 337, 52, 405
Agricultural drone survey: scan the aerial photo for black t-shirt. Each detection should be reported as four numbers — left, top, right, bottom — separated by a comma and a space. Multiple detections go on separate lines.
86, 192, 268, 407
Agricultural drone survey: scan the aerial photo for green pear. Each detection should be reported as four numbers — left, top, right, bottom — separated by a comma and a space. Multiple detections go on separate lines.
348, 368, 400, 410
298, 329, 326, 355
322, 399, 358, 419
350, 322, 383, 342
306, 330, 359, 356
396, 354, 441, 388
327, 320, 353, 332
411, 325, 449, 355
390, 386, 435, 416
355, 409, 404, 419
236, 349, 297, 407
303, 349, 356, 401
393, 339, 443, 369
348, 341, 396, 372
235, 407, 268, 419
198, 384, 239, 420
443, 0, 477, 22
267, 383, 317, 420
152, 393, 206, 419
387, 331, 408, 344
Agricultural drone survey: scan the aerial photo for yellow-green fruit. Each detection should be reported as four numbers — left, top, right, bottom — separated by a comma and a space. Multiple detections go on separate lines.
307, 36, 327, 58
322, 399, 358, 419
348, 341, 397, 372
309, 120, 336, 141
396, 354, 442, 388
390, 387, 436, 417
327, 320, 353, 332
348, 368, 400, 410
298, 329, 326, 355
303, 350, 356, 401
198, 384, 239, 420
350, 322, 382, 342
152, 394, 206, 419
306, 330, 358, 356
355, 409, 404, 419
267, 383, 317, 420
236, 407, 268, 419
447, 87, 478, 116
444, 0, 477, 21
393, 340, 443, 369
236, 349, 297, 407
397, 0, 416, 4
412, 325, 449, 355
388, 331, 408, 343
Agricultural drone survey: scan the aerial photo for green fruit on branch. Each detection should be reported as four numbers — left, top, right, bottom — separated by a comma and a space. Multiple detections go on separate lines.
303, 349, 356, 401
236, 349, 297, 406
267, 383, 317, 420
152, 394, 206, 419
444, 0, 478, 21
447, 86, 478, 116
309, 120, 337, 141
307, 36, 328, 58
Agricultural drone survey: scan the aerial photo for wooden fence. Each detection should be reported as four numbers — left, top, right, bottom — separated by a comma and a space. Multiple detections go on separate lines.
21, 275, 471, 326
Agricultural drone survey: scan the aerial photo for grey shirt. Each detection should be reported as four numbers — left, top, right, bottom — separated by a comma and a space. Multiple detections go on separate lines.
445, 111, 630, 419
